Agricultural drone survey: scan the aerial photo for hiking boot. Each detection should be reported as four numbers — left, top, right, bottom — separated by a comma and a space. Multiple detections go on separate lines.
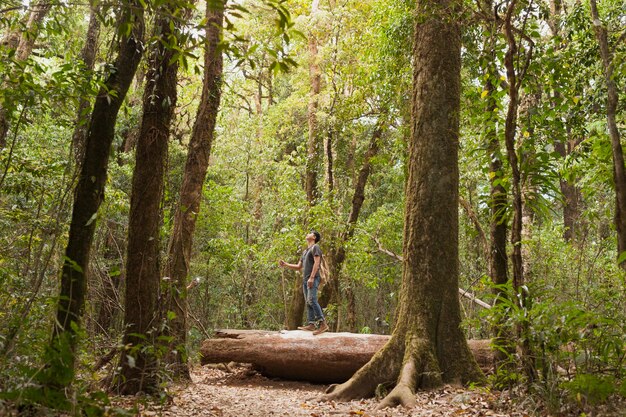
313, 321, 328, 335
297, 323, 316, 331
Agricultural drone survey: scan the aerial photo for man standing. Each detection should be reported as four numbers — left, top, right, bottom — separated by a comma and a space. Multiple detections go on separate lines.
279, 231, 328, 335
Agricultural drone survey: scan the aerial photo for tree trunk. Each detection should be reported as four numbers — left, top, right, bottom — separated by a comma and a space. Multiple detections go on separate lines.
163, 0, 224, 381
72, 8, 101, 166
479, 2, 509, 324
305, 0, 321, 204
95, 220, 123, 334
0, 0, 54, 148
199, 330, 493, 383
47, 3, 144, 389
549, 0, 583, 243
590, 0, 626, 268
503, 0, 524, 300
502, 0, 536, 382
285, 270, 305, 330
320, 122, 385, 331
115, 4, 180, 394
321, 0, 484, 407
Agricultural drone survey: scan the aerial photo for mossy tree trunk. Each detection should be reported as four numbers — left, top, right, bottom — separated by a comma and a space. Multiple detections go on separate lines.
163, 0, 224, 380
47, 1, 144, 389
321, 0, 484, 407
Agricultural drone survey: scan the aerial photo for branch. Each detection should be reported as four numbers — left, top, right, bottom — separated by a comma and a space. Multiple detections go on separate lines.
612, 28, 626, 55
459, 196, 489, 259
369, 234, 491, 309
458, 288, 492, 309
370, 233, 403, 262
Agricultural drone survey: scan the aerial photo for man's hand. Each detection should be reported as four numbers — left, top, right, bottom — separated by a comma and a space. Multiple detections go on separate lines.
307, 277, 314, 288
279, 260, 286, 267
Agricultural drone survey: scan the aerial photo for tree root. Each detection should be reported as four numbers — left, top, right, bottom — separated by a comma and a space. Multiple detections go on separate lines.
318, 335, 403, 402
377, 335, 441, 409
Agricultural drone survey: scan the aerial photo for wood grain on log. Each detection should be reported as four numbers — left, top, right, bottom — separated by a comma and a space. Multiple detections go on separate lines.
200, 329, 493, 383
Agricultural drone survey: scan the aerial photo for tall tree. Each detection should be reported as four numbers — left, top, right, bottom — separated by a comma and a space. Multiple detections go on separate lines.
163, 0, 224, 380
115, 0, 182, 394
501, 0, 536, 381
72, 8, 101, 166
305, 0, 321, 204
0, 0, 54, 148
589, 0, 626, 269
549, 0, 583, 243
477, 0, 509, 350
321, 0, 483, 407
321, 119, 386, 331
47, 0, 145, 388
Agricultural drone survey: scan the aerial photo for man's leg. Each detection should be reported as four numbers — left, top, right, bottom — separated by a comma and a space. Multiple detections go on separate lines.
298, 281, 316, 331
309, 281, 328, 335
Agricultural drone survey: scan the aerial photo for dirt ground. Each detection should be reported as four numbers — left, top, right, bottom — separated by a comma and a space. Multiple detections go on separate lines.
117, 365, 530, 417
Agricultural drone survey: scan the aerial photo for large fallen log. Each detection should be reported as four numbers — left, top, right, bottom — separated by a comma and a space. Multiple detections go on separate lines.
200, 329, 493, 383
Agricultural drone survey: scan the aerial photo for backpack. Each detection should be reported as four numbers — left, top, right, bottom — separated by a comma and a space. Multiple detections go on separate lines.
319, 254, 329, 287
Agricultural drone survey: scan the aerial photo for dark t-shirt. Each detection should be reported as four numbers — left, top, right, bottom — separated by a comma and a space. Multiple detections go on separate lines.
301, 244, 322, 280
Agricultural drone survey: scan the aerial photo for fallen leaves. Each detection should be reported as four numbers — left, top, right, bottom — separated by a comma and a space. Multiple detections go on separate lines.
105, 365, 535, 417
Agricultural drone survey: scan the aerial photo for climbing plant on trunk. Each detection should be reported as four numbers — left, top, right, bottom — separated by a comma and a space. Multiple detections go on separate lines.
115, 0, 182, 394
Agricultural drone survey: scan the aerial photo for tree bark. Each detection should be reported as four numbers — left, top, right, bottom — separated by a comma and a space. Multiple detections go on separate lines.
47, 2, 144, 389
163, 0, 224, 380
590, 0, 626, 269
321, 0, 483, 407
200, 330, 493, 384
115, 2, 180, 394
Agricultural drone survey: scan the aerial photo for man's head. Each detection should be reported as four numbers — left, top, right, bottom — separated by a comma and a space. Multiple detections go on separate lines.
306, 230, 321, 244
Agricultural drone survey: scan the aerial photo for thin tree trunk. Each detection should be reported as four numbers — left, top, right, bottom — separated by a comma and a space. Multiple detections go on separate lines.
590, 0, 626, 268
480, 0, 509, 306
503, 0, 524, 299
72, 8, 101, 166
47, 2, 144, 389
95, 220, 123, 334
549, 0, 583, 243
502, 0, 536, 382
321, 0, 483, 407
305, 0, 321, 204
320, 122, 385, 331
163, 0, 224, 379
0, 0, 54, 148
116, 3, 180, 394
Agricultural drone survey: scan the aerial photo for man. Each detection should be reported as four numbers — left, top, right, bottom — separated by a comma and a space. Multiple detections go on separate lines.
279, 230, 328, 335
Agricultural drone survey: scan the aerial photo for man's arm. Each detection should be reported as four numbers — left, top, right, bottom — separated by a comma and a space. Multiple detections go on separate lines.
279, 259, 302, 271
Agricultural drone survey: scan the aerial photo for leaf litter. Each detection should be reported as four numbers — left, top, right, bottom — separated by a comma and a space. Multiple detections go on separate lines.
111, 365, 530, 417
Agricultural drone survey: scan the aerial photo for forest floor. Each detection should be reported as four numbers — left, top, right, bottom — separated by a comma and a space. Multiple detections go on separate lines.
111, 365, 535, 417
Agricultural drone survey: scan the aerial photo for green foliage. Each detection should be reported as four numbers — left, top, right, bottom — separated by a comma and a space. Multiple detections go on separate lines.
562, 374, 617, 406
